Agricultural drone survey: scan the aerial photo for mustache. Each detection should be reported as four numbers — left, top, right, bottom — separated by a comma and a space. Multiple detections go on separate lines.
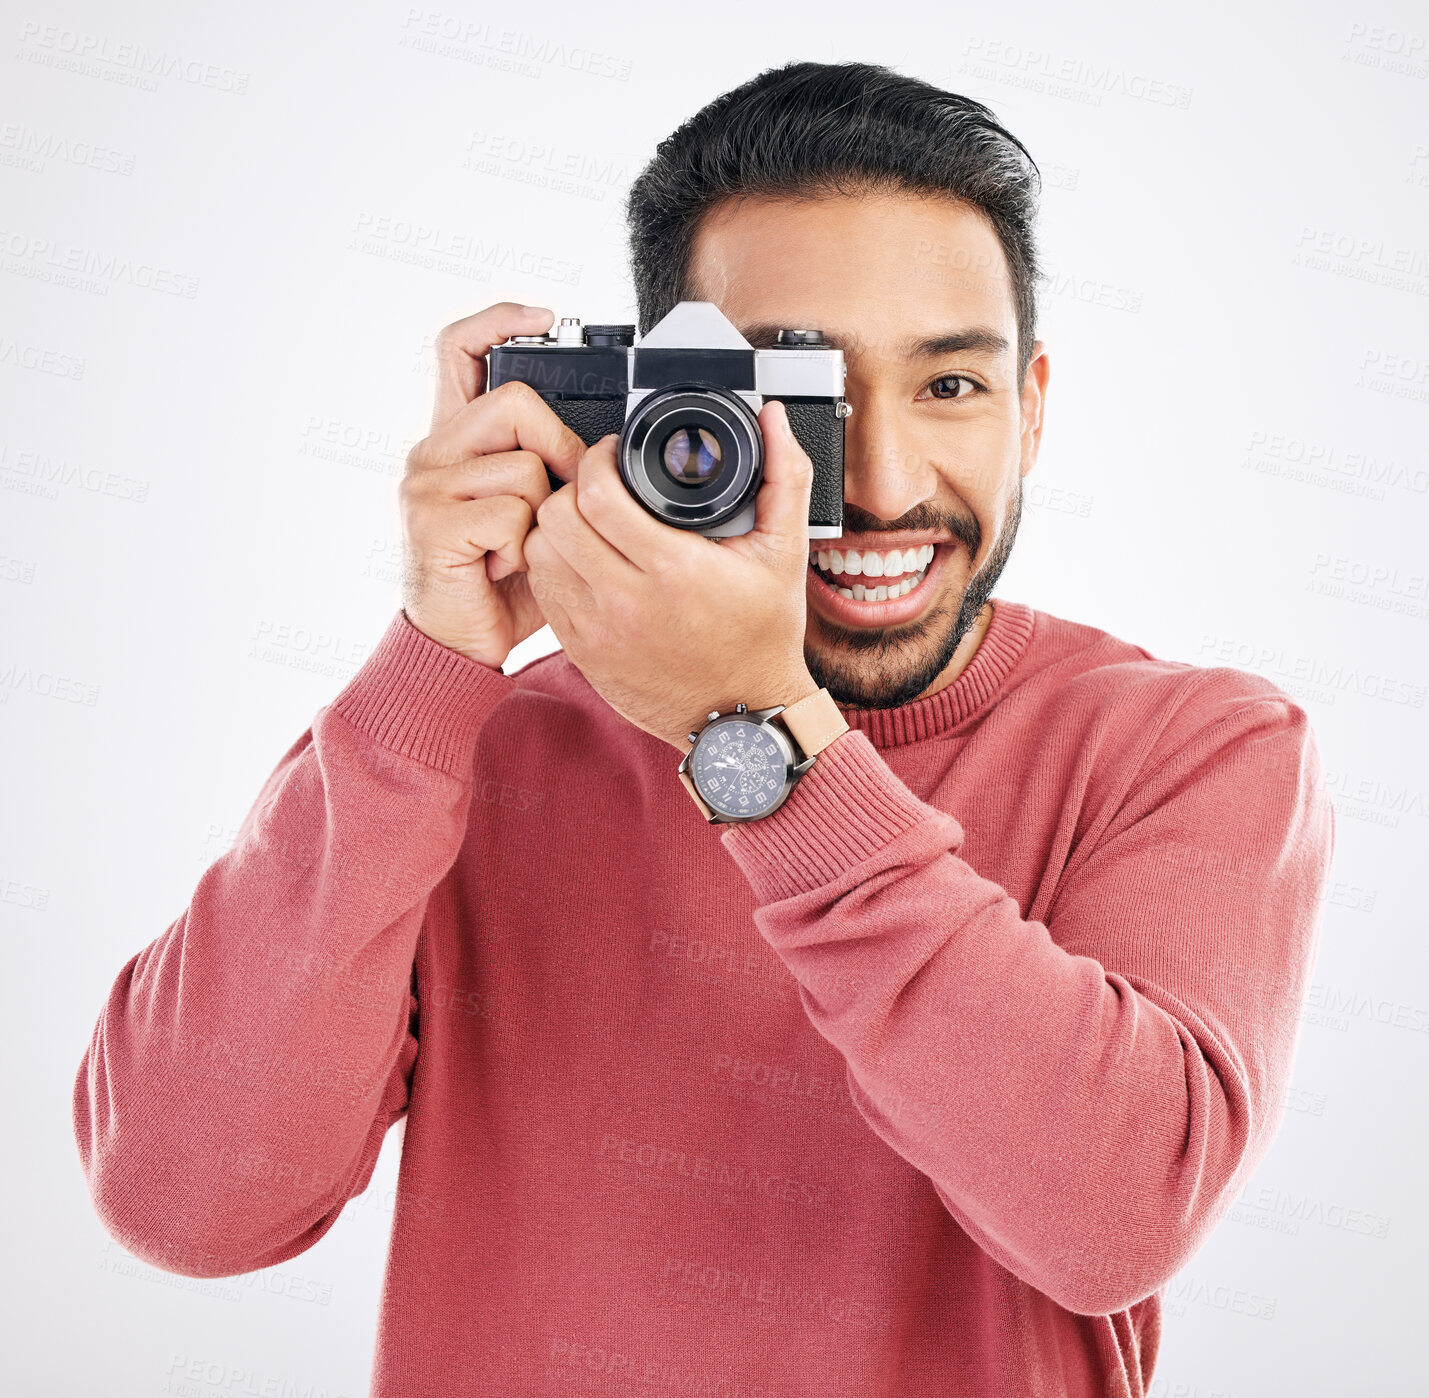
838, 501, 981, 555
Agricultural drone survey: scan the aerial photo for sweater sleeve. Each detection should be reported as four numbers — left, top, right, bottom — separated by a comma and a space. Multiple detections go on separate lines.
720, 683, 1335, 1316
73, 611, 514, 1279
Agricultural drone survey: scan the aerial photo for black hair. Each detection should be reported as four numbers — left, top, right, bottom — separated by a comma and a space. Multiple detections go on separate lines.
626, 61, 1043, 382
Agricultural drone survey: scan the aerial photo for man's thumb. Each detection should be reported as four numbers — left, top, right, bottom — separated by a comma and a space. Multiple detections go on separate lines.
752, 400, 814, 546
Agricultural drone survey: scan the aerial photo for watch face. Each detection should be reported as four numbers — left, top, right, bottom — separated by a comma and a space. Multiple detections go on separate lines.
691, 718, 792, 820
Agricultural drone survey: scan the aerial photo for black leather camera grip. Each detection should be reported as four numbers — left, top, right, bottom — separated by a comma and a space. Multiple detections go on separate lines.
543, 398, 628, 490
774, 399, 845, 531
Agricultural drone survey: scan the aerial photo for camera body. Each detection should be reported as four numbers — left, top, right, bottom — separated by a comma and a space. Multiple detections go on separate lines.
488, 301, 848, 538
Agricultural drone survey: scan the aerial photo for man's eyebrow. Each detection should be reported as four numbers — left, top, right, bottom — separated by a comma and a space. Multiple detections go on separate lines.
739, 323, 1010, 358
906, 327, 1011, 358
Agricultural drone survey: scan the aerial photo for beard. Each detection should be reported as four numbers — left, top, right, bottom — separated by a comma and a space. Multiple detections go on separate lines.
804, 481, 1023, 710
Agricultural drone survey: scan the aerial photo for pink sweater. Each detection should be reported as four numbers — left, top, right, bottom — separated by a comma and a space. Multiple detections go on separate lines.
74, 597, 1334, 1397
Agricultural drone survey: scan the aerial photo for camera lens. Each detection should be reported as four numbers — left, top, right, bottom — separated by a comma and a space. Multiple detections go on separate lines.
660, 426, 723, 486
618, 385, 762, 531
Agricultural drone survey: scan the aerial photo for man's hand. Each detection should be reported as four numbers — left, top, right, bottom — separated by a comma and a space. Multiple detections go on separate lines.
399, 302, 587, 669
524, 399, 819, 749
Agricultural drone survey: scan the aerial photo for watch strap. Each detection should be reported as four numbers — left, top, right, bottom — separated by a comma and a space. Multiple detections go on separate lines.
779, 688, 849, 759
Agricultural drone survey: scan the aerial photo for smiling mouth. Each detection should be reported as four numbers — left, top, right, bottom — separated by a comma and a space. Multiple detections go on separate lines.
807, 542, 938, 601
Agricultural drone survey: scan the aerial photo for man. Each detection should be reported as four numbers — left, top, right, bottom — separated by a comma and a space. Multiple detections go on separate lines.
75, 62, 1333, 1397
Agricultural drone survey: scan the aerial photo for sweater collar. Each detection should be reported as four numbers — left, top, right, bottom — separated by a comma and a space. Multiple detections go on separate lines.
835, 596, 1037, 748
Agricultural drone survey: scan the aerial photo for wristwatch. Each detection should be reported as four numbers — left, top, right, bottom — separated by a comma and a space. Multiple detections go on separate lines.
677, 689, 849, 823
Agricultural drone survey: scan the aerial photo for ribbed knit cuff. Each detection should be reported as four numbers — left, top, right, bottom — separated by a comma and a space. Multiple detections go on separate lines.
327, 611, 515, 777
721, 730, 953, 903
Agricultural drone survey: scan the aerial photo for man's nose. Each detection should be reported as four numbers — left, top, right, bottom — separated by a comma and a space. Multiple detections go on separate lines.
841, 401, 938, 522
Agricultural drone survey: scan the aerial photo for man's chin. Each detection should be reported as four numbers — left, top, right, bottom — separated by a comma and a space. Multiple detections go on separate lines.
804, 597, 974, 710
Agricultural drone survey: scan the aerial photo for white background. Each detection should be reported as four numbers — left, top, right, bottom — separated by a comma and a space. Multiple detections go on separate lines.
3, 1, 1426, 1394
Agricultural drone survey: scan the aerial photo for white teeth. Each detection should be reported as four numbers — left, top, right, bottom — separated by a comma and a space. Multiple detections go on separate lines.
817, 564, 930, 603
810, 542, 941, 592
809, 545, 942, 577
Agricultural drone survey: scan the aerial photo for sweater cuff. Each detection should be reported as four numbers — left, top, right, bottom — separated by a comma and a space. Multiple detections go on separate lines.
327, 611, 515, 777
721, 730, 954, 902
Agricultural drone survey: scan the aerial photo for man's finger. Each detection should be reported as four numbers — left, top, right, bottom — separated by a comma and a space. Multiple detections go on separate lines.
748, 400, 814, 553
417, 381, 586, 482
430, 302, 553, 431
536, 477, 640, 584
435, 494, 535, 578
574, 436, 699, 573
413, 450, 552, 519
525, 526, 590, 637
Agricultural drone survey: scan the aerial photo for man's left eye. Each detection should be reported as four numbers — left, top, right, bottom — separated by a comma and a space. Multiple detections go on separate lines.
923, 375, 981, 400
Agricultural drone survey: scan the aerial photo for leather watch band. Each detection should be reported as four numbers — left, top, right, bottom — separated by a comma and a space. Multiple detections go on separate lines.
779, 688, 849, 758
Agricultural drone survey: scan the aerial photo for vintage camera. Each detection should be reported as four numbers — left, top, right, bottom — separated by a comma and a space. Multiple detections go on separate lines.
487, 301, 849, 537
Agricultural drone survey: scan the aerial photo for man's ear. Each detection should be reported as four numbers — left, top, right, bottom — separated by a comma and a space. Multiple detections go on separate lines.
1020, 341, 1050, 479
